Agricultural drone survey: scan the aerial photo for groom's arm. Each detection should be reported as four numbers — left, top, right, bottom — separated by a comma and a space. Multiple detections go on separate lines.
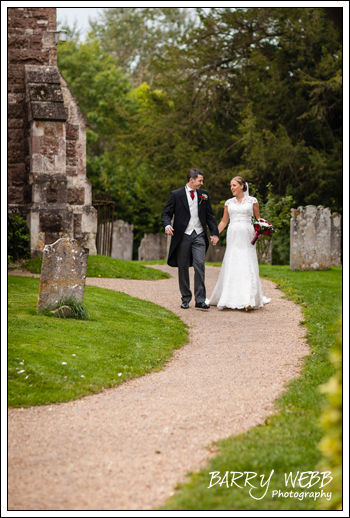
205, 195, 219, 237
162, 191, 175, 231
204, 194, 219, 245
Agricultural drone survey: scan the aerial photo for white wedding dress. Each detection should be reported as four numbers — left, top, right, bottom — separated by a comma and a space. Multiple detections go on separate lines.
209, 196, 271, 310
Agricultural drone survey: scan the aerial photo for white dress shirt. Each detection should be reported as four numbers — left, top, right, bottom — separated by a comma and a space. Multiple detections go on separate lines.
184, 185, 203, 236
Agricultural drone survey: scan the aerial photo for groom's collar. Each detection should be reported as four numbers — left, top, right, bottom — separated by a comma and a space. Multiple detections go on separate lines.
185, 185, 201, 192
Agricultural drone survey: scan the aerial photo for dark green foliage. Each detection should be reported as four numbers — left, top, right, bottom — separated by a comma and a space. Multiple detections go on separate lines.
7, 215, 30, 262
141, 7, 342, 211
22, 257, 42, 274
249, 183, 294, 264
271, 226, 291, 265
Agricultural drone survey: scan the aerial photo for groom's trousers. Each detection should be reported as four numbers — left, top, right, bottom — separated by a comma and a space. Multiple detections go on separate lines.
177, 230, 206, 304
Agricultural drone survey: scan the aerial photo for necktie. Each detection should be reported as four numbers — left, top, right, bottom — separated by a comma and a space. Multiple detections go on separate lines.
189, 190, 195, 200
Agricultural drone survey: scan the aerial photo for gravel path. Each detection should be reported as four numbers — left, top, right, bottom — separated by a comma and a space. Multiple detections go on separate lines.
8, 266, 309, 510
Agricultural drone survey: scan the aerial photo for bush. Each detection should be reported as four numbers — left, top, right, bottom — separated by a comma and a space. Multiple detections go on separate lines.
7, 215, 30, 261
317, 317, 342, 510
22, 256, 42, 274
271, 226, 290, 265
250, 183, 293, 265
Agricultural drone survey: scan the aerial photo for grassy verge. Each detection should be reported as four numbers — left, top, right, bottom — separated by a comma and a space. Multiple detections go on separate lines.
22, 254, 171, 280
159, 266, 342, 511
8, 276, 187, 407
140, 260, 223, 267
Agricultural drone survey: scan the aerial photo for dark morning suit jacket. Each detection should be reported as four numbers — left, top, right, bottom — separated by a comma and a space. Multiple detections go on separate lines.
162, 187, 219, 267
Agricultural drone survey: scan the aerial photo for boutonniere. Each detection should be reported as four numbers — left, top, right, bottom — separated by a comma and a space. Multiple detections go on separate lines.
199, 194, 208, 205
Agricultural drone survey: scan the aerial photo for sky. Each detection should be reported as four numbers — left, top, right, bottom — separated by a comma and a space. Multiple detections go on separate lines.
57, 7, 103, 39
56, 6, 203, 40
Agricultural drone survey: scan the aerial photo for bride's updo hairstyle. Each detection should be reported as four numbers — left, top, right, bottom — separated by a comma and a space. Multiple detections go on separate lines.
231, 176, 247, 192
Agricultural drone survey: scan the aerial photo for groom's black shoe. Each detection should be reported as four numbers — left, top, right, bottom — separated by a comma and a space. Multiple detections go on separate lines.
181, 302, 190, 309
195, 302, 210, 310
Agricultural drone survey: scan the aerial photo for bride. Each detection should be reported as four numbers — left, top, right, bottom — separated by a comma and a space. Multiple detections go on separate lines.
209, 176, 271, 311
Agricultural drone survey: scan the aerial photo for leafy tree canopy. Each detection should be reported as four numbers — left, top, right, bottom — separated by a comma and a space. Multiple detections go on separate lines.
89, 7, 196, 87
58, 7, 342, 257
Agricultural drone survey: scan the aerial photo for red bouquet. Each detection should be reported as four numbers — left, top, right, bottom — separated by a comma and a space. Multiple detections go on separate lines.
251, 217, 276, 245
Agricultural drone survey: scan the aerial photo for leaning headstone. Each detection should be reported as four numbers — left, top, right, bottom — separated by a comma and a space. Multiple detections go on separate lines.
111, 220, 134, 260
138, 234, 167, 261
37, 237, 89, 312
290, 205, 333, 270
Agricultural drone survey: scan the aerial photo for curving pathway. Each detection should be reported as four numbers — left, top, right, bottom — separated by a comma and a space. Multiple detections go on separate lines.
8, 266, 308, 510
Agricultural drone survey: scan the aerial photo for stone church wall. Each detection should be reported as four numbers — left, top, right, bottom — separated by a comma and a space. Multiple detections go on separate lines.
8, 7, 97, 256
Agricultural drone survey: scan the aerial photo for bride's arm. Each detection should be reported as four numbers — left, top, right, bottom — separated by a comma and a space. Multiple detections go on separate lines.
218, 206, 229, 233
253, 202, 260, 219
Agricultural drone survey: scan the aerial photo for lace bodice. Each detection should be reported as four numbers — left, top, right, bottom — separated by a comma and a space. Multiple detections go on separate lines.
225, 196, 258, 223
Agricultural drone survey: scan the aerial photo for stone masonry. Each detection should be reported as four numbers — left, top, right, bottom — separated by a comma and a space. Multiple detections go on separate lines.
8, 7, 57, 209
290, 205, 342, 270
8, 8, 97, 256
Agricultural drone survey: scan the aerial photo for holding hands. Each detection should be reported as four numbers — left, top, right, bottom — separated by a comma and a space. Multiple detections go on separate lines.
210, 235, 219, 246
165, 225, 174, 236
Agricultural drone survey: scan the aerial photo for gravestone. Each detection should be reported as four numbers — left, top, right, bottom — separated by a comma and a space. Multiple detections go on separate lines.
37, 237, 89, 311
111, 220, 134, 260
97, 220, 133, 260
138, 234, 167, 261
290, 205, 341, 270
205, 238, 226, 263
331, 213, 342, 266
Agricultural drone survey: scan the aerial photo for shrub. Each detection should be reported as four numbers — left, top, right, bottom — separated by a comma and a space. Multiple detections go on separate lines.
317, 317, 342, 510
7, 215, 30, 261
250, 183, 293, 264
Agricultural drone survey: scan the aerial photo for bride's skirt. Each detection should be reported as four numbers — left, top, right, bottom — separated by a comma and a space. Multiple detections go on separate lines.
209, 222, 271, 310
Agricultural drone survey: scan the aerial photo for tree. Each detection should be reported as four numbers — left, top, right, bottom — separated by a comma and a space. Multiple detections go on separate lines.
58, 8, 342, 258
89, 8, 196, 87
58, 37, 135, 150
58, 37, 167, 253
130, 7, 342, 211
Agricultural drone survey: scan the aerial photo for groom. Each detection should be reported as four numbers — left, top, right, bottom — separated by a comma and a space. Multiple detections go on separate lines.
162, 168, 219, 309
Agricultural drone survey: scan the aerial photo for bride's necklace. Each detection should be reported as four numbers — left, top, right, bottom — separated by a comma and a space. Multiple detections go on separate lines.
235, 195, 244, 204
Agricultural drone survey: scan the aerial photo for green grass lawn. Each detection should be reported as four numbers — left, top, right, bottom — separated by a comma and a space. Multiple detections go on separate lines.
159, 266, 342, 511
22, 254, 171, 280
8, 276, 187, 407
22, 255, 222, 276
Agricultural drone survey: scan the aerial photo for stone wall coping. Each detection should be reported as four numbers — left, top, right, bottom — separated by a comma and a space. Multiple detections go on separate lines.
25, 65, 61, 84
59, 71, 89, 126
